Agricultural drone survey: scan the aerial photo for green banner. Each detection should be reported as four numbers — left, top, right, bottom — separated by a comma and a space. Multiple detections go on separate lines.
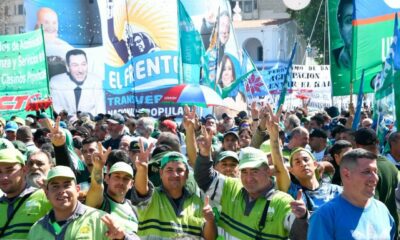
352, 19, 394, 96
328, 0, 352, 96
178, 0, 204, 84
0, 29, 50, 119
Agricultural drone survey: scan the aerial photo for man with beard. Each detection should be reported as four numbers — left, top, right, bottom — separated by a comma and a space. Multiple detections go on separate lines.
0, 148, 51, 239
26, 150, 54, 188
50, 49, 105, 115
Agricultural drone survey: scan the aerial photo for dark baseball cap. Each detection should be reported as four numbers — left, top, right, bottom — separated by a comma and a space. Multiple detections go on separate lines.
129, 140, 148, 152
309, 128, 327, 139
216, 151, 239, 163
222, 113, 232, 119
353, 128, 377, 146
107, 113, 125, 124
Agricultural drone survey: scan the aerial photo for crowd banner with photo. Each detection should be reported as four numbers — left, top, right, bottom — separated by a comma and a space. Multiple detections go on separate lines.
352, 0, 400, 96
262, 65, 332, 112
103, 0, 181, 117
0, 29, 50, 119
25, 0, 106, 117
181, 0, 249, 116
23, 0, 257, 117
329, 0, 399, 96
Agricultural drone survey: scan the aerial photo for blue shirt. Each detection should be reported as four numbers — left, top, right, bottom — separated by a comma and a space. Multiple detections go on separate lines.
308, 195, 395, 240
288, 181, 342, 213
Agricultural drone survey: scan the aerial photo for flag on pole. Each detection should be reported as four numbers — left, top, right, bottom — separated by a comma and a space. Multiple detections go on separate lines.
277, 42, 297, 109
202, 7, 221, 89
178, 0, 204, 84
352, 69, 365, 130
241, 50, 272, 104
373, 13, 399, 148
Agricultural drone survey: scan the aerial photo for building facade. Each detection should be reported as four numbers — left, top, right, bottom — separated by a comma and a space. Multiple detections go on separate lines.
0, 0, 24, 35
229, 0, 306, 67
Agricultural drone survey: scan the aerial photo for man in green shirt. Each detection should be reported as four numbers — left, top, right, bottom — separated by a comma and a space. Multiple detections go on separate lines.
0, 148, 51, 239
28, 166, 132, 240
132, 142, 217, 239
86, 143, 140, 239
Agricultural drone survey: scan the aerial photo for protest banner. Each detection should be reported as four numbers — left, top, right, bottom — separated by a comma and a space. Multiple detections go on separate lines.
0, 29, 50, 119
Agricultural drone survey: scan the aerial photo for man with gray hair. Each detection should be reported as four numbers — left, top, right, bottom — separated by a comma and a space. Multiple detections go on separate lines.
284, 114, 301, 136
308, 148, 396, 239
134, 117, 157, 146
26, 149, 55, 188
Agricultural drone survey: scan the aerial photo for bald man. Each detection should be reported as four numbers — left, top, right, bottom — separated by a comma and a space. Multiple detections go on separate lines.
35, 7, 72, 58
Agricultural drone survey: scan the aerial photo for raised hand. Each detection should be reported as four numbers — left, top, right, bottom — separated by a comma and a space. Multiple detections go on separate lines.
183, 105, 197, 131
135, 138, 154, 171
203, 195, 215, 222
197, 126, 213, 157
91, 143, 111, 170
48, 116, 66, 147
262, 104, 282, 139
101, 214, 125, 240
290, 189, 307, 218
251, 102, 260, 120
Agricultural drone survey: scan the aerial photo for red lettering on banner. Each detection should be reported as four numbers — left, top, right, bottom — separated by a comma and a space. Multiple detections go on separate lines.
0, 94, 40, 110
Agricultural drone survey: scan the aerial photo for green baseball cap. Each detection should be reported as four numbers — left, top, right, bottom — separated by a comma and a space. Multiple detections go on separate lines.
109, 162, 134, 178
260, 140, 271, 154
238, 147, 267, 170
160, 152, 188, 169
46, 166, 76, 184
216, 151, 239, 163
289, 147, 316, 166
0, 148, 25, 165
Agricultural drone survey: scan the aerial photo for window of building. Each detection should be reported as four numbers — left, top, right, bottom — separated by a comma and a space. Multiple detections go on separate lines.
18, 4, 24, 15
257, 46, 263, 61
229, 0, 257, 13
4, 6, 9, 16
19, 26, 24, 33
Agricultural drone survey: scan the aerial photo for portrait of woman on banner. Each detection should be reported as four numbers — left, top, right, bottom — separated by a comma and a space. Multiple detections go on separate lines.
215, 54, 247, 116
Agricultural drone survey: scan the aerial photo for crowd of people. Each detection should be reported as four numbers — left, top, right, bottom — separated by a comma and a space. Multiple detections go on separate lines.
0, 102, 399, 239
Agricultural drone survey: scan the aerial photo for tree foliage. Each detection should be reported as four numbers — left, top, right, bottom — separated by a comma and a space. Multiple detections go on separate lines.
288, 0, 328, 64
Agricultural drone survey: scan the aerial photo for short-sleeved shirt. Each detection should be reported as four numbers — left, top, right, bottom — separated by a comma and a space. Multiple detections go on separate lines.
308, 195, 395, 239
288, 181, 342, 213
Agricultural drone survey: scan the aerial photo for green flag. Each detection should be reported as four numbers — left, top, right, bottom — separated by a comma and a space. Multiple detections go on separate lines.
178, 0, 204, 84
